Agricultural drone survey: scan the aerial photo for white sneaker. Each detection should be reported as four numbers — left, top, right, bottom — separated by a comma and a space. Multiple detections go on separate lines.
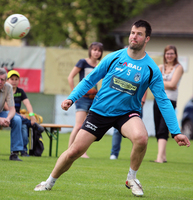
110, 155, 117, 160
125, 179, 144, 197
34, 181, 52, 191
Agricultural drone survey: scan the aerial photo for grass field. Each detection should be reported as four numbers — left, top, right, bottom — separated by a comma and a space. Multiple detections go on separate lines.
0, 130, 192, 200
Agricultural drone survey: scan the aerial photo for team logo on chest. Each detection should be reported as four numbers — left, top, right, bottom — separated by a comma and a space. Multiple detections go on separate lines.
134, 72, 141, 82
109, 75, 139, 96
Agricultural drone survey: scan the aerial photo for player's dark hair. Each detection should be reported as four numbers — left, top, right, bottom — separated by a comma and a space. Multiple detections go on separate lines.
163, 45, 179, 65
132, 20, 152, 37
88, 42, 103, 60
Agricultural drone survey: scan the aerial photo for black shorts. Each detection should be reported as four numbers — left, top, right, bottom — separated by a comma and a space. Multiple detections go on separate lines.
81, 110, 141, 141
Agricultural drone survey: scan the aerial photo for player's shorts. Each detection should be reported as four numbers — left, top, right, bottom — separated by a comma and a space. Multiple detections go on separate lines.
81, 110, 141, 141
75, 96, 93, 112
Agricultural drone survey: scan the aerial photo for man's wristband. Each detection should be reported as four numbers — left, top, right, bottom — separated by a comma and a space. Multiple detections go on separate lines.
68, 99, 74, 105
171, 133, 181, 138
29, 112, 35, 117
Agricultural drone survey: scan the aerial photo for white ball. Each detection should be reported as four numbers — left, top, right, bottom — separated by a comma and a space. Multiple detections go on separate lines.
4, 14, 30, 39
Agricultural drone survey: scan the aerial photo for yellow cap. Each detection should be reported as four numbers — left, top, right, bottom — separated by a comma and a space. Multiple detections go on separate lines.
7, 70, 20, 79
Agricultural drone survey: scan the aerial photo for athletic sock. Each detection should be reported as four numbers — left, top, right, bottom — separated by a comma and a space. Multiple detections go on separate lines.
46, 174, 57, 186
127, 167, 138, 180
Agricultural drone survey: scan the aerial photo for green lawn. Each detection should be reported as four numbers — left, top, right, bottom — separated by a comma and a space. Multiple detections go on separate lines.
0, 130, 192, 200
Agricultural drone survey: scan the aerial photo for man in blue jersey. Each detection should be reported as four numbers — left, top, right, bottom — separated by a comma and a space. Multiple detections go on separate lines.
34, 20, 190, 197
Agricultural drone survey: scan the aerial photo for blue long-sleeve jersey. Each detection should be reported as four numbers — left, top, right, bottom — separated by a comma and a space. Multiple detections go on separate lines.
68, 48, 181, 135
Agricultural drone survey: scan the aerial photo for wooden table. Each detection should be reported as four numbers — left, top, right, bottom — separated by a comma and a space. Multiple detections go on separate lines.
40, 123, 73, 157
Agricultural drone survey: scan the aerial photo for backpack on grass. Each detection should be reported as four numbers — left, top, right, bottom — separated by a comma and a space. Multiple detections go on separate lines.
29, 127, 44, 156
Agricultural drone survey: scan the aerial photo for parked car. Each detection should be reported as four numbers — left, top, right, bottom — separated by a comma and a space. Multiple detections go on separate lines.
181, 97, 193, 140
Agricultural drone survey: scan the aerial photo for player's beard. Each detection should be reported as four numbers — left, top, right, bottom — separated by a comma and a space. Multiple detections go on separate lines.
129, 39, 146, 51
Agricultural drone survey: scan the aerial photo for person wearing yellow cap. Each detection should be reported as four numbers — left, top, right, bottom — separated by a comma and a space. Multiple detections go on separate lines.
5, 70, 44, 156
7, 70, 20, 79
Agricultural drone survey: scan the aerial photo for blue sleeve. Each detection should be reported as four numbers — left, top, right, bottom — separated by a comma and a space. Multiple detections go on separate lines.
149, 69, 181, 135
68, 53, 114, 103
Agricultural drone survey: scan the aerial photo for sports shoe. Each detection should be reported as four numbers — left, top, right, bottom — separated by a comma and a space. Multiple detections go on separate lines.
125, 179, 144, 197
34, 181, 52, 191
9, 153, 22, 161
110, 155, 117, 160
21, 151, 30, 157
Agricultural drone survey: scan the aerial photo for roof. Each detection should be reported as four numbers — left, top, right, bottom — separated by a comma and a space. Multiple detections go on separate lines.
112, 0, 193, 38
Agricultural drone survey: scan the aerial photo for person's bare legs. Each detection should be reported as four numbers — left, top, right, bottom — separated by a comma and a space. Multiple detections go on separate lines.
156, 139, 167, 163
52, 129, 96, 178
68, 111, 89, 158
122, 117, 148, 196
121, 117, 148, 171
34, 129, 96, 191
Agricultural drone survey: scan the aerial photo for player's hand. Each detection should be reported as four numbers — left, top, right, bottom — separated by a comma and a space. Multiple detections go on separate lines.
174, 134, 191, 147
61, 99, 73, 111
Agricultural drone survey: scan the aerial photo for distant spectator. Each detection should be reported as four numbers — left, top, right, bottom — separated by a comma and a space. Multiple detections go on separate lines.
153, 45, 184, 163
67, 42, 103, 158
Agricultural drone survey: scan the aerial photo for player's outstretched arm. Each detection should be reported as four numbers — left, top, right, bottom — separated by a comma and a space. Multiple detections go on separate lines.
174, 134, 191, 147
61, 99, 73, 111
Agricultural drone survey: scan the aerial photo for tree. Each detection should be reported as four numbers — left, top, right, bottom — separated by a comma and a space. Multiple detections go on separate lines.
0, 0, 175, 50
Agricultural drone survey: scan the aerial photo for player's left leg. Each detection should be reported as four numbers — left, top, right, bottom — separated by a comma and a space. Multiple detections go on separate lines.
121, 116, 148, 197
121, 116, 148, 170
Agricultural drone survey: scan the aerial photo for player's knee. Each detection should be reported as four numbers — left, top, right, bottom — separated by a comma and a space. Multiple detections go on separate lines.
67, 146, 84, 160
133, 133, 148, 147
